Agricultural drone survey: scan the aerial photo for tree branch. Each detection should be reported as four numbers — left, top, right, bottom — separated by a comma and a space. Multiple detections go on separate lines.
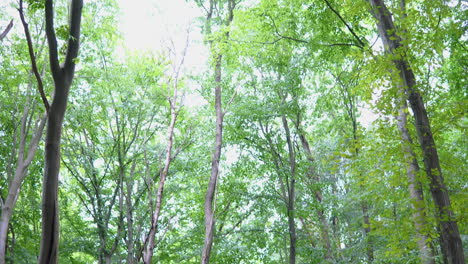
322, 0, 366, 49
18, 0, 50, 112
0, 19, 13, 41
264, 14, 309, 44
44, 0, 60, 78
64, 0, 83, 74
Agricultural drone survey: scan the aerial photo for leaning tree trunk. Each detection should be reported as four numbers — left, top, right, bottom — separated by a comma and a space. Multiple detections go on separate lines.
395, 89, 435, 264
0, 20, 13, 41
1, 3, 49, 263
201, 53, 223, 264
143, 103, 178, 264
369, 1, 464, 263
39, 0, 82, 263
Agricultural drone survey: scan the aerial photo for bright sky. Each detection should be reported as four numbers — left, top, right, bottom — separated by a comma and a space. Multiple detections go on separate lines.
117, 0, 209, 108
118, 0, 207, 71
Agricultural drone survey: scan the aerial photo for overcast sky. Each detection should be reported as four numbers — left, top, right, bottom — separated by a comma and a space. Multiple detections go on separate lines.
118, 0, 207, 71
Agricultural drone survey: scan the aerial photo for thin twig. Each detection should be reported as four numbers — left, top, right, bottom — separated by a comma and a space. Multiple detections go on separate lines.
322, 0, 366, 49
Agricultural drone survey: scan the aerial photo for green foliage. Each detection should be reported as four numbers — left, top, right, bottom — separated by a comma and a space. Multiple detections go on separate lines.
0, 0, 466, 262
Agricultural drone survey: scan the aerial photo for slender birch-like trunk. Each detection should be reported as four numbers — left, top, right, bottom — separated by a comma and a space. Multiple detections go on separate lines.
395, 89, 435, 264
201, 1, 235, 263
0, 107, 46, 264
142, 104, 178, 264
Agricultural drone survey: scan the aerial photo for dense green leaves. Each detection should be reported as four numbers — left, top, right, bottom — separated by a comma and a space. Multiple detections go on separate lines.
0, 0, 466, 263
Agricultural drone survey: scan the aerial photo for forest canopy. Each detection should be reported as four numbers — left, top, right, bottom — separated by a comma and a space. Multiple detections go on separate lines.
0, 0, 466, 263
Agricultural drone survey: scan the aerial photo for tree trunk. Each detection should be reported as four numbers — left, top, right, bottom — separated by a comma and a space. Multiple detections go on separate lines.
201, 54, 223, 264
125, 161, 137, 264
0, 107, 46, 264
0, 166, 25, 264
201, 1, 235, 262
361, 201, 373, 262
39, 0, 82, 263
396, 89, 436, 264
39, 78, 69, 264
143, 106, 177, 264
281, 116, 296, 264
298, 133, 333, 262
369, 1, 465, 263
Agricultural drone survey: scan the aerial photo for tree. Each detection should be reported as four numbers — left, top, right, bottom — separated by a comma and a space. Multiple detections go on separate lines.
0, 2, 48, 262
39, 0, 83, 262
142, 41, 188, 264
368, 1, 465, 263
196, 0, 237, 263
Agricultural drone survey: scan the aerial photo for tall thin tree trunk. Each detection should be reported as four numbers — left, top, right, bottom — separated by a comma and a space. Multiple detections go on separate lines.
281, 116, 296, 264
396, 89, 436, 264
201, 54, 223, 264
334, 68, 374, 262
369, 1, 464, 263
39, 0, 82, 263
201, 1, 235, 263
125, 161, 137, 264
143, 105, 178, 264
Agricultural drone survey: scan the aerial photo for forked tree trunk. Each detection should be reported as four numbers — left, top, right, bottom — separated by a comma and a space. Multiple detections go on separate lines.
369, 1, 464, 263
39, 0, 82, 263
0, 108, 46, 264
1, 3, 49, 262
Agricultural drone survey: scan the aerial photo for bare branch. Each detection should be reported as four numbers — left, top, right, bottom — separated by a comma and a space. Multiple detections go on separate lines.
0, 19, 13, 41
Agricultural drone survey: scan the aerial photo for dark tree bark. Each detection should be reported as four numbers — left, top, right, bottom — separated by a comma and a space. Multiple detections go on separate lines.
39, 0, 83, 263
281, 116, 296, 264
0, 20, 13, 41
369, 1, 464, 263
